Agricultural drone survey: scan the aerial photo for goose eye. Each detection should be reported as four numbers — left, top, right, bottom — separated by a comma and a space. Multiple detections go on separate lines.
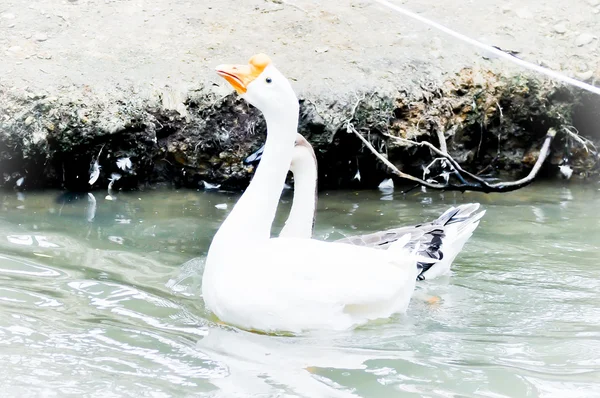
266, 77, 272, 83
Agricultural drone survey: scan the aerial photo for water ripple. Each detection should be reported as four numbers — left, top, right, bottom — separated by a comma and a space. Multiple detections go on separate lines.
0, 186, 598, 397
0, 254, 64, 278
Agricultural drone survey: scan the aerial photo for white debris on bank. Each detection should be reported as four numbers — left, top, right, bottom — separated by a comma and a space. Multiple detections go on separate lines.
378, 178, 394, 190
116, 157, 133, 171
89, 160, 101, 185
108, 173, 122, 190
202, 180, 221, 190
559, 165, 573, 179
89, 145, 104, 185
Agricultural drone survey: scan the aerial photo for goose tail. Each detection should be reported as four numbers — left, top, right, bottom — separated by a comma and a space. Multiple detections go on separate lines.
418, 203, 485, 280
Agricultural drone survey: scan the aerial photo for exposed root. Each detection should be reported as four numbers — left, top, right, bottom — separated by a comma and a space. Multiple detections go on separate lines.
382, 132, 490, 186
563, 126, 597, 154
349, 120, 557, 192
346, 122, 447, 189
436, 129, 448, 154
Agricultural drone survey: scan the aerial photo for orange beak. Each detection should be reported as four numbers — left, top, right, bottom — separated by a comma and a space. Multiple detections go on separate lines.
215, 64, 254, 94
215, 53, 272, 94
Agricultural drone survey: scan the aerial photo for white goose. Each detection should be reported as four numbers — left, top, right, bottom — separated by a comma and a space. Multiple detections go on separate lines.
251, 134, 485, 280
278, 134, 318, 239
203, 54, 476, 334
203, 54, 424, 333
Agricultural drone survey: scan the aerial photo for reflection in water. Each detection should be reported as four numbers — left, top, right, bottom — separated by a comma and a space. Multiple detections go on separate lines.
0, 184, 599, 397
197, 327, 394, 398
6, 235, 60, 248
86, 192, 97, 222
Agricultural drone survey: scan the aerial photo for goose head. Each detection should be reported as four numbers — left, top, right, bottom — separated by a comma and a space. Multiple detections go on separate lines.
244, 134, 317, 173
216, 53, 299, 119
289, 134, 317, 175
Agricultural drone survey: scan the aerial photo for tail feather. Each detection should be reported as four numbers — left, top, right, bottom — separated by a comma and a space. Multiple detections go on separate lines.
335, 203, 485, 281
418, 205, 485, 280
387, 234, 435, 281
434, 203, 481, 226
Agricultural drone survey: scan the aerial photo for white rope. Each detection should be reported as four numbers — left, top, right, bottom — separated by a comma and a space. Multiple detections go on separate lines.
373, 0, 600, 96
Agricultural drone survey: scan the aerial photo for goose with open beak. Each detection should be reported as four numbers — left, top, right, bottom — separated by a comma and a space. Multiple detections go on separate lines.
203, 54, 469, 334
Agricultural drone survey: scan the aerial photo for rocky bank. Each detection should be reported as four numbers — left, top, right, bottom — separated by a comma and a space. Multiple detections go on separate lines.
0, 0, 599, 192
1, 68, 599, 192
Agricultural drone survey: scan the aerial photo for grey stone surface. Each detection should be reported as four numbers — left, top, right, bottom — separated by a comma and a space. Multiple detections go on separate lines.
1, 0, 598, 98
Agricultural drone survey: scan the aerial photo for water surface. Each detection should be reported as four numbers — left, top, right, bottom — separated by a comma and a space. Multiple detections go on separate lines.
0, 184, 599, 397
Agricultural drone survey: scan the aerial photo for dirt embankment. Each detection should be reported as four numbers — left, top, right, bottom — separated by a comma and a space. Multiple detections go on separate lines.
1, 0, 599, 191
1, 68, 598, 192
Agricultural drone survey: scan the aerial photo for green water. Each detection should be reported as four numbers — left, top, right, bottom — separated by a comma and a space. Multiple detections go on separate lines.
0, 184, 599, 397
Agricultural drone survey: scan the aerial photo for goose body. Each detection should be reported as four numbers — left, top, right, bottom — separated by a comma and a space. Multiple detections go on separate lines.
203, 54, 425, 333
205, 235, 419, 332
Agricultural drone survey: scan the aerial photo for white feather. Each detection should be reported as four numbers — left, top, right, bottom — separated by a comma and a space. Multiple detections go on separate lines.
202, 180, 221, 190
89, 161, 101, 185
116, 157, 132, 171
108, 173, 121, 190
559, 165, 573, 179
378, 178, 394, 190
